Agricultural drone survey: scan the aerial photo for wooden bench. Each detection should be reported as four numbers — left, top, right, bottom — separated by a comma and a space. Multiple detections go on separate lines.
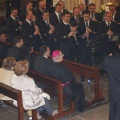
0, 82, 37, 120
1, 41, 105, 105
0, 59, 75, 120
28, 69, 75, 120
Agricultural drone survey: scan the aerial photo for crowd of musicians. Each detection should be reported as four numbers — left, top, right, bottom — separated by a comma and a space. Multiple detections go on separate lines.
1, 0, 120, 66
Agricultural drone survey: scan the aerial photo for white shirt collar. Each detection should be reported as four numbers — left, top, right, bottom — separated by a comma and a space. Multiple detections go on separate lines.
105, 20, 111, 26
11, 15, 15, 20
55, 11, 59, 17
63, 21, 68, 25
84, 20, 90, 26
26, 19, 31, 25
43, 55, 48, 59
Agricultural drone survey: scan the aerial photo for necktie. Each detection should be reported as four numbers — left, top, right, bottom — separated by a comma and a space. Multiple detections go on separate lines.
86, 21, 89, 27
15, 17, 19, 23
58, 14, 61, 23
91, 13, 94, 19
112, 13, 114, 20
108, 22, 110, 28
76, 16, 79, 23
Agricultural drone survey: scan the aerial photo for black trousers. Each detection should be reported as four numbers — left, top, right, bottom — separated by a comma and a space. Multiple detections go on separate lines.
63, 82, 85, 112
109, 100, 120, 120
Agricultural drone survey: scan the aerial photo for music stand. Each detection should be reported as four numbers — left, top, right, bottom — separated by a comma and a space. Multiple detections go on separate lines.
87, 35, 109, 68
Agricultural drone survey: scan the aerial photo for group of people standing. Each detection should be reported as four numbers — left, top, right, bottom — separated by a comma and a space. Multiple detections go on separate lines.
4, 0, 120, 66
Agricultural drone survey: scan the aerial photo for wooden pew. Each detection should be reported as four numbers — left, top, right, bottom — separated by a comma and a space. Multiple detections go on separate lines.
33, 52, 104, 105
62, 60, 104, 105
28, 69, 75, 120
0, 59, 75, 120
1, 41, 105, 105
0, 83, 37, 120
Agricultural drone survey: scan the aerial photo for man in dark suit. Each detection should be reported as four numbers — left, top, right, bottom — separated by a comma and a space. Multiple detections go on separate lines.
0, 32, 9, 59
50, 3, 63, 28
5, 0, 21, 18
58, 0, 69, 13
46, 0, 53, 13
79, 3, 85, 17
34, 0, 46, 21
109, 4, 120, 30
56, 11, 77, 61
100, 46, 120, 120
20, 1, 34, 22
70, 7, 83, 27
7, 36, 24, 61
88, 3, 102, 23
98, 11, 119, 63
34, 45, 52, 74
6, 8, 21, 43
77, 10, 97, 66
21, 11, 42, 51
39, 10, 55, 51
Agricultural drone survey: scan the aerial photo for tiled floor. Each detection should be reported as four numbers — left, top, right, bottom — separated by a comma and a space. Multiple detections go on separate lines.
0, 75, 109, 120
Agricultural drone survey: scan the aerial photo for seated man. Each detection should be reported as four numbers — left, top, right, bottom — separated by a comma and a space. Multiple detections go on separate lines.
7, 36, 24, 61
46, 50, 85, 112
0, 32, 9, 58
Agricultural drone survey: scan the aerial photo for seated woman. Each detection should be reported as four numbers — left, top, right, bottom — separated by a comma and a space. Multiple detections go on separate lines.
0, 57, 16, 107
11, 60, 58, 118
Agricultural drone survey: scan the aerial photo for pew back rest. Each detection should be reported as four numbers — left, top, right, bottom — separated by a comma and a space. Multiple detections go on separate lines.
28, 69, 62, 89
62, 59, 100, 80
27, 69, 66, 114
0, 83, 22, 102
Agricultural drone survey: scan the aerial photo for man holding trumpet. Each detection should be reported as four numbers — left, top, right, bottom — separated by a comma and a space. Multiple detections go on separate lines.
56, 11, 77, 61
39, 10, 55, 52
21, 11, 42, 51
77, 10, 97, 66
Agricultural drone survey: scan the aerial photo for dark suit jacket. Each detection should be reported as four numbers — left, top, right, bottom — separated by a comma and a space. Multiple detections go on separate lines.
50, 12, 62, 28
7, 46, 21, 61
77, 20, 97, 43
0, 42, 9, 59
34, 56, 52, 73
100, 54, 120, 102
34, 8, 43, 21
90, 12, 103, 22
70, 15, 83, 27
97, 21, 119, 36
6, 16, 21, 36
21, 20, 35, 42
56, 22, 76, 59
20, 8, 35, 22
114, 11, 120, 23
39, 20, 51, 40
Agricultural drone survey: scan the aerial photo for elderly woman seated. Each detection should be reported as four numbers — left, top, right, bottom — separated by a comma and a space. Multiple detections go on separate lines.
11, 60, 58, 119
0, 57, 16, 107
